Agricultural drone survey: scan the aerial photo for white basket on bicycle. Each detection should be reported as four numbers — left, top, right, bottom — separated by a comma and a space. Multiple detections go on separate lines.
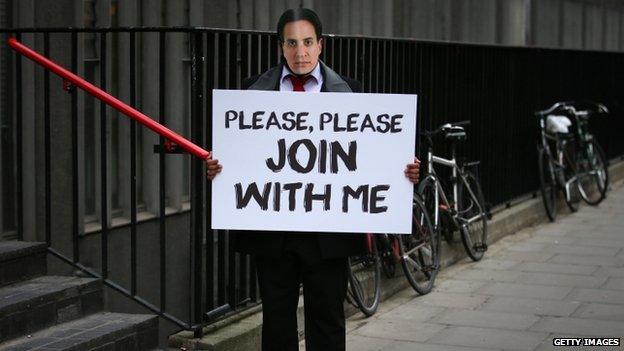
546, 115, 572, 134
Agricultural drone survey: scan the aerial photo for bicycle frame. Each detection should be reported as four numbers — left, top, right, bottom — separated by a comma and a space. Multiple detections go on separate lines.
425, 148, 484, 231
538, 120, 578, 198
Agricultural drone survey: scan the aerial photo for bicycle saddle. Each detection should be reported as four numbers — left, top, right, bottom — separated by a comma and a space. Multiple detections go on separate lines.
443, 125, 467, 141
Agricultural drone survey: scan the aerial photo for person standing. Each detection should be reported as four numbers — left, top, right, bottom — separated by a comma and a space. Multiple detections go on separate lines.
206, 8, 420, 351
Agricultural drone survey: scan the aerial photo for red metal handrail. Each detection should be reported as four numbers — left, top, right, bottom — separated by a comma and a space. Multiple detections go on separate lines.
7, 37, 210, 160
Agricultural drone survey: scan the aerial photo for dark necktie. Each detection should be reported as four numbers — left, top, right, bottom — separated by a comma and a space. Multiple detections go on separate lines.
288, 74, 312, 92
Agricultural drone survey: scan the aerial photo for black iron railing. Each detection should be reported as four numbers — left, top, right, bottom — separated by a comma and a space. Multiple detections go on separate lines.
1, 28, 624, 335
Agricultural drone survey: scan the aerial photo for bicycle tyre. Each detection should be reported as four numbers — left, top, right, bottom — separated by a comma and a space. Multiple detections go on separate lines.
538, 147, 558, 221
562, 139, 580, 213
457, 172, 488, 261
347, 236, 381, 317
417, 175, 450, 241
399, 193, 440, 295
577, 139, 609, 205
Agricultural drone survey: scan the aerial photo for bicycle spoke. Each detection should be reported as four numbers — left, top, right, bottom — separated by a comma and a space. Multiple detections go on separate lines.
403, 255, 423, 271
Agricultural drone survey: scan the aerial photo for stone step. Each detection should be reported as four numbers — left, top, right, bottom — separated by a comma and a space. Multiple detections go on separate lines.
0, 312, 158, 350
0, 276, 102, 343
0, 241, 47, 287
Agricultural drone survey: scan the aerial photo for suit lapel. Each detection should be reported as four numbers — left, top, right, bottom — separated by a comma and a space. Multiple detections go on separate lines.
248, 65, 282, 91
319, 61, 352, 93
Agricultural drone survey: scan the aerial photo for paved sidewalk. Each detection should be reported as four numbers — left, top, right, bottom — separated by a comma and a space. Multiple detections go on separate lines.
343, 183, 624, 351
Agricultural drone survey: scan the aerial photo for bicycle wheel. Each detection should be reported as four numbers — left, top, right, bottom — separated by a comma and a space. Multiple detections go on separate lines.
347, 235, 381, 317
399, 194, 440, 295
577, 139, 608, 205
538, 147, 558, 221
457, 172, 488, 261
561, 140, 581, 212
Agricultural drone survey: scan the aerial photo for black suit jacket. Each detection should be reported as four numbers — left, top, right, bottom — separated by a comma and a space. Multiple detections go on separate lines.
231, 63, 365, 259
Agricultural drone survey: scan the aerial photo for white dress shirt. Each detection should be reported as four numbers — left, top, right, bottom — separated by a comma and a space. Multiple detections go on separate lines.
279, 63, 324, 92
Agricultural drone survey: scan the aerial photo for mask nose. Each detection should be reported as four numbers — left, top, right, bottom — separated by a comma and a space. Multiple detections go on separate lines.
295, 45, 306, 58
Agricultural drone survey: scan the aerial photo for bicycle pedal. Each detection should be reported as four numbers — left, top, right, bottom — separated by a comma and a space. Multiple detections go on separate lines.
424, 264, 440, 272
474, 243, 488, 252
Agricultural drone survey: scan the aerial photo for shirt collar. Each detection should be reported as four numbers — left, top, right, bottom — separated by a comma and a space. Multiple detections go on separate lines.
280, 62, 322, 85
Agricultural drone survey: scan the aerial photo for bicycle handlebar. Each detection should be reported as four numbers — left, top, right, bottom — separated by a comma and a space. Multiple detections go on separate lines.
535, 101, 609, 118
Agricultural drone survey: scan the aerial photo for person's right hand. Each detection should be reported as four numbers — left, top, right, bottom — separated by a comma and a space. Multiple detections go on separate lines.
205, 152, 222, 180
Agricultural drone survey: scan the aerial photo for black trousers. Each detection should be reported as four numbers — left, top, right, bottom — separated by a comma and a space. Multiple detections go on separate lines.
255, 234, 348, 351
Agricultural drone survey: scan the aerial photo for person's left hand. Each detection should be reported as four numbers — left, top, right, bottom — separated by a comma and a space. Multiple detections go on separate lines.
205, 152, 223, 180
405, 157, 421, 184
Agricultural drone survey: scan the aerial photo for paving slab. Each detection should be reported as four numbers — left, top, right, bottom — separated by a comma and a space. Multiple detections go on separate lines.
602, 278, 624, 291
345, 334, 393, 351
381, 340, 491, 351
575, 238, 624, 248
350, 319, 447, 343
529, 316, 624, 337
476, 282, 573, 300
479, 296, 582, 317
524, 235, 578, 246
566, 288, 624, 305
563, 230, 624, 241
507, 243, 549, 252
430, 279, 488, 294
571, 302, 624, 321
512, 261, 599, 275
540, 243, 621, 257
405, 292, 489, 310
594, 266, 624, 278
426, 326, 548, 351
376, 304, 446, 323
515, 271, 607, 288
452, 268, 522, 283
548, 253, 624, 267
429, 308, 540, 330
493, 251, 556, 263
470, 259, 521, 270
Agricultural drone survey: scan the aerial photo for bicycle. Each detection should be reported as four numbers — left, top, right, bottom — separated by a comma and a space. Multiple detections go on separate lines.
347, 193, 439, 316
535, 102, 609, 221
566, 102, 609, 205
417, 121, 488, 261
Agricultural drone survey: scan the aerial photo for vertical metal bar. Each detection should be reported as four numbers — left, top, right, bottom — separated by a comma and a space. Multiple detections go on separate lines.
129, 31, 138, 296
215, 21, 226, 300
218, 230, 227, 306
71, 32, 80, 262
43, 33, 51, 245
260, 35, 268, 72
15, 32, 23, 241
377, 40, 383, 93
99, 32, 109, 278
190, 31, 205, 332
159, 31, 167, 311
238, 31, 250, 302
250, 34, 259, 77
249, 257, 257, 302
227, 33, 239, 307
205, 31, 215, 312
240, 34, 249, 87
269, 35, 278, 67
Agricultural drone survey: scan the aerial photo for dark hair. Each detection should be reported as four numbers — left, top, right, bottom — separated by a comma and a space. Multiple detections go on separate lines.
276, 8, 323, 42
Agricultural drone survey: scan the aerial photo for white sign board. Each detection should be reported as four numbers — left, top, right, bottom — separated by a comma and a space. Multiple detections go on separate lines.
211, 90, 417, 234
